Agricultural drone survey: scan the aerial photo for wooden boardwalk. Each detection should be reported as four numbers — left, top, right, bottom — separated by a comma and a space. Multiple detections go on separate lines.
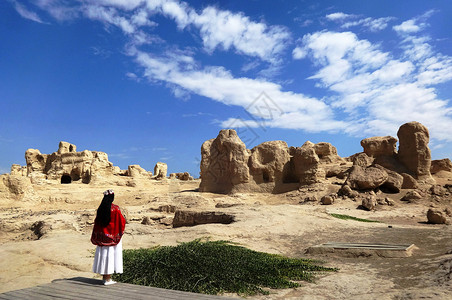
0, 277, 236, 299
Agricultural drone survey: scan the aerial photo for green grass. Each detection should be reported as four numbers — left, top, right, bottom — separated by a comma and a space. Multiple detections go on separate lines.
112, 239, 337, 296
330, 213, 381, 223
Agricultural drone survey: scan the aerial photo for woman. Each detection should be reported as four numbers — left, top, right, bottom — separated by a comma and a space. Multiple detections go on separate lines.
91, 189, 126, 285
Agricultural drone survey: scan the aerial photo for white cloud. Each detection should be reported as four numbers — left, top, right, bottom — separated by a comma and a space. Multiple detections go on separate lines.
300, 31, 388, 86
393, 19, 422, 34
241, 60, 260, 72
83, 5, 135, 34
126, 72, 141, 82
36, 0, 80, 21
134, 49, 346, 132
296, 30, 452, 141
326, 12, 393, 32
343, 17, 394, 32
131, 9, 156, 27
326, 12, 352, 21
292, 47, 307, 59
417, 55, 452, 85
91, 46, 112, 58
11, 1, 452, 144
96, 0, 144, 11
393, 9, 436, 35
192, 7, 290, 62
12, 0, 46, 23
31, 0, 291, 63
160, 0, 192, 29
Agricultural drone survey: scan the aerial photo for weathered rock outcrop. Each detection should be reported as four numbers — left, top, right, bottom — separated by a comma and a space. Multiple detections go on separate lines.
58, 141, 76, 154
401, 173, 419, 189
431, 159, 452, 174
321, 194, 336, 205
154, 162, 168, 179
25, 149, 47, 174
20, 142, 116, 184
345, 166, 388, 190
401, 190, 423, 203
375, 165, 403, 193
10, 164, 27, 176
361, 136, 398, 157
197, 122, 446, 195
249, 141, 291, 184
199, 130, 250, 193
397, 122, 433, 181
361, 193, 377, 211
313, 142, 345, 163
291, 142, 325, 185
351, 153, 373, 167
2, 175, 34, 197
45, 149, 114, 183
169, 172, 193, 180
427, 208, 448, 224
338, 184, 359, 199
128, 165, 150, 178
172, 210, 235, 228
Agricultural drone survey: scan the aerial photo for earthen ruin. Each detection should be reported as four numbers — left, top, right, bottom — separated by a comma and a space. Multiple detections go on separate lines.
5, 142, 183, 185
199, 121, 449, 194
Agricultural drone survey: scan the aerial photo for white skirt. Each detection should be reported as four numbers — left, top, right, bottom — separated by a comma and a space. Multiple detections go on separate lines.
92, 239, 123, 275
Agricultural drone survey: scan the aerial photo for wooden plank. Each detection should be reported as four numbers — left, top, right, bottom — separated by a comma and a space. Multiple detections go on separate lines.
320, 242, 413, 250
1, 278, 236, 300
0, 293, 23, 300
1, 289, 56, 300
50, 281, 157, 300
32, 284, 105, 300
53, 279, 230, 299
16, 287, 75, 300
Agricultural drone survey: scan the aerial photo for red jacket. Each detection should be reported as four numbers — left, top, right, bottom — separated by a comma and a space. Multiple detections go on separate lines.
91, 204, 126, 247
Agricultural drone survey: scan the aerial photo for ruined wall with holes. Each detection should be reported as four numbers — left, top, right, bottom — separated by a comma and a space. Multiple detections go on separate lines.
199, 122, 447, 194
23, 141, 115, 184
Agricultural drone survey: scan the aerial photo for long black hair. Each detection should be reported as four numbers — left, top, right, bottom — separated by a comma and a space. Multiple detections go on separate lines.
96, 193, 114, 227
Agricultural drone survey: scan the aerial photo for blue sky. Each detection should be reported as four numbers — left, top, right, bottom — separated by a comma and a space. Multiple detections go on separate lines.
1, 0, 452, 177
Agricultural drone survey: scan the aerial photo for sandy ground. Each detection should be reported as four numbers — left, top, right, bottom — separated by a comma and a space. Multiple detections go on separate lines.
1, 178, 452, 299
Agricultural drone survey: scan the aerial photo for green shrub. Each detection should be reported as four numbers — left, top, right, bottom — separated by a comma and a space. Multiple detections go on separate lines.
113, 239, 336, 295
330, 213, 381, 223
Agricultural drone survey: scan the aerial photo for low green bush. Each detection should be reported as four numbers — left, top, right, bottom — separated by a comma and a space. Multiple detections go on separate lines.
330, 213, 381, 223
113, 239, 337, 295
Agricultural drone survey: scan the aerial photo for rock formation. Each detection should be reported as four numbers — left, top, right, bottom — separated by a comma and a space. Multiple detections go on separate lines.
8, 141, 174, 186
345, 166, 388, 190
169, 172, 193, 181
127, 165, 150, 178
25, 149, 47, 174
199, 122, 446, 195
427, 208, 448, 224
199, 129, 344, 193
291, 142, 324, 185
154, 162, 168, 180
361, 194, 377, 211
397, 122, 433, 182
172, 210, 235, 228
199, 130, 250, 193
13, 142, 131, 184
431, 159, 452, 174
361, 136, 397, 157
10, 164, 27, 176
2, 175, 34, 196
248, 141, 291, 185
